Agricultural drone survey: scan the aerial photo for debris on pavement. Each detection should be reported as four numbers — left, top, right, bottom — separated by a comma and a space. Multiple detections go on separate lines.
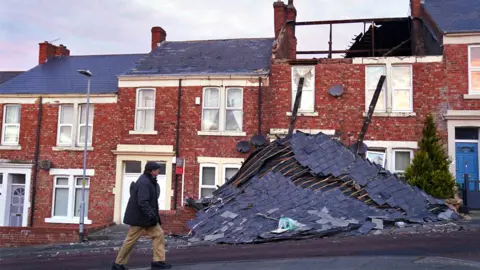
187, 132, 460, 244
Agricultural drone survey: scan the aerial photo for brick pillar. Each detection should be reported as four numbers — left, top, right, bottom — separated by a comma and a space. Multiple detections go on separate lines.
286, 1, 297, 59
273, 1, 287, 39
151, 26, 167, 51
411, 0, 425, 55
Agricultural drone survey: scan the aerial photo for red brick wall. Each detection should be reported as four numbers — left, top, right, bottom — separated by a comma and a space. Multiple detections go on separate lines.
265, 58, 449, 143
159, 207, 196, 235
0, 227, 78, 247
0, 102, 118, 227
118, 86, 259, 205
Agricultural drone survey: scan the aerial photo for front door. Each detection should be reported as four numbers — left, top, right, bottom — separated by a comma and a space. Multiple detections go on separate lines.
456, 142, 480, 208
9, 185, 25, 227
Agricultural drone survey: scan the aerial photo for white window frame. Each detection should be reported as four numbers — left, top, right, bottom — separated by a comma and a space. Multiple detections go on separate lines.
291, 65, 315, 113
199, 163, 218, 198
77, 104, 94, 146
392, 149, 414, 174
366, 150, 387, 168
365, 64, 413, 113
223, 164, 241, 184
2, 104, 21, 145
469, 45, 480, 94
200, 87, 244, 133
55, 103, 94, 148
46, 169, 93, 224
56, 105, 74, 146
134, 88, 156, 132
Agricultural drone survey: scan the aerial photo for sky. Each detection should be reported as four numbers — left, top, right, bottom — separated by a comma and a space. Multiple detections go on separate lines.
0, 0, 410, 71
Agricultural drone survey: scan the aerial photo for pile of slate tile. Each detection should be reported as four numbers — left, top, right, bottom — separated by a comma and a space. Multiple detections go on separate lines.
187, 132, 459, 244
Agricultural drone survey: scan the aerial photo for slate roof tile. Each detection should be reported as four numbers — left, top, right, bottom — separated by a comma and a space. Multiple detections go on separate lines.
0, 54, 146, 94
424, 0, 480, 33
123, 38, 274, 76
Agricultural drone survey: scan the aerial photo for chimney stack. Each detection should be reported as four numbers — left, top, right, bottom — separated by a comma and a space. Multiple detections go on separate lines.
273, 1, 287, 39
151, 26, 167, 51
410, 0, 425, 55
38, 42, 70, 65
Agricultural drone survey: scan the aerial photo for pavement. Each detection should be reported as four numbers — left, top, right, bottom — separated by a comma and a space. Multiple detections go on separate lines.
123, 256, 480, 270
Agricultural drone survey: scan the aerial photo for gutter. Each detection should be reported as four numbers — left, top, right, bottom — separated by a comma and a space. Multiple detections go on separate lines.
173, 79, 182, 210
258, 77, 262, 134
30, 96, 43, 226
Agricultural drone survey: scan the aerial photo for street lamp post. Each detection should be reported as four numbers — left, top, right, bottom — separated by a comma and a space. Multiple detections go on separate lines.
77, 69, 92, 242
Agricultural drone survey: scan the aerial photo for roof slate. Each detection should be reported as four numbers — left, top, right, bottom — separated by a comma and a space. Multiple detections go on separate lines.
123, 38, 274, 76
0, 71, 23, 85
0, 54, 146, 95
423, 0, 480, 33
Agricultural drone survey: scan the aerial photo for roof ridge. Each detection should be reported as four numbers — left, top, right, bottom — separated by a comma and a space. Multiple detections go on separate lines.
165, 37, 275, 43
68, 53, 147, 57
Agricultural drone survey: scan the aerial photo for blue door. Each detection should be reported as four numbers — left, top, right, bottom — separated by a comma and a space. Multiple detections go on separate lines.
456, 142, 479, 191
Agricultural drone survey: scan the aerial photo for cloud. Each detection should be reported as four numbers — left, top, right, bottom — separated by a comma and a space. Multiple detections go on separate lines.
0, 0, 409, 70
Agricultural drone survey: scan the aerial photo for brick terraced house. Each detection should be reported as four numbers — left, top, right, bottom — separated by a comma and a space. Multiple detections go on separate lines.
0, 0, 480, 246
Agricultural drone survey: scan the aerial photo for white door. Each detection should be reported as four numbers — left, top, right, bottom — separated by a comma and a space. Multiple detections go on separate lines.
9, 185, 25, 226
121, 161, 142, 223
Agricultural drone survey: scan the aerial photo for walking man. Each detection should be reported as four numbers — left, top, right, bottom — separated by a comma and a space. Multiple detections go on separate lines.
112, 162, 172, 269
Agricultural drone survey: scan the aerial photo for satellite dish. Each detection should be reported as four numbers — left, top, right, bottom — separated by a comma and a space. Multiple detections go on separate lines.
236, 141, 251, 153
251, 134, 267, 147
349, 141, 368, 156
328, 85, 344, 97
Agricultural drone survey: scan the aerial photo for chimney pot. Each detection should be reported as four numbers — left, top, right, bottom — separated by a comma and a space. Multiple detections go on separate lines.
151, 26, 167, 51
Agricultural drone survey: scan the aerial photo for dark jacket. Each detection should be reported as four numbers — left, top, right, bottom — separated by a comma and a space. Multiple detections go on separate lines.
123, 173, 161, 227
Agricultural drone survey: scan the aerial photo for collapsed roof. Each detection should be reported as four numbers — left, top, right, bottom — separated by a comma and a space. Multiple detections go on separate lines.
187, 132, 459, 244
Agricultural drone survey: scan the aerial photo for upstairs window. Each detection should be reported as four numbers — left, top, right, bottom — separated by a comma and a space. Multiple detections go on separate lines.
291, 66, 315, 112
469, 46, 480, 93
202, 87, 243, 132
135, 89, 156, 132
365, 65, 412, 113
56, 104, 94, 147
2, 104, 21, 145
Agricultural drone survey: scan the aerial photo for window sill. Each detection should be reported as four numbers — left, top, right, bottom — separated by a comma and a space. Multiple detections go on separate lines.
362, 112, 416, 118
52, 146, 94, 152
464, 94, 480, 100
45, 217, 92, 225
197, 131, 247, 137
129, 130, 158, 135
0, 145, 21, 150
286, 111, 319, 117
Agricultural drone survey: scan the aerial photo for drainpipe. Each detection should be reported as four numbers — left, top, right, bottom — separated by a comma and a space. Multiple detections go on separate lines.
30, 97, 42, 227
173, 79, 182, 210
258, 77, 262, 134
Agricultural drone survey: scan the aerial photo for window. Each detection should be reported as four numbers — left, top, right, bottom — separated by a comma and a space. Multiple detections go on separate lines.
469, 46, 480, 93
57, 105, 74, 145
455, 127, 479, 140
0, 173, 3, 188
52, 175, 90, 219
393, 150, 413, 176
365, 65, 412, 113
125, 161, 142, 174
78, 104, 93, 145
201, 87, 243, 132
135, 89, 155, 132
200, 164, 217, 198
2, 104, 21, 145
56, 104, 94, 147
291, 66, 315, 112
366, 150, 386, 168
224, 164, 240, 182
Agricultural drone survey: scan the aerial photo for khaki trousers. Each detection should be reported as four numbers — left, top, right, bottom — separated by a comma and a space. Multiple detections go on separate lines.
115, 224, 165, 265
